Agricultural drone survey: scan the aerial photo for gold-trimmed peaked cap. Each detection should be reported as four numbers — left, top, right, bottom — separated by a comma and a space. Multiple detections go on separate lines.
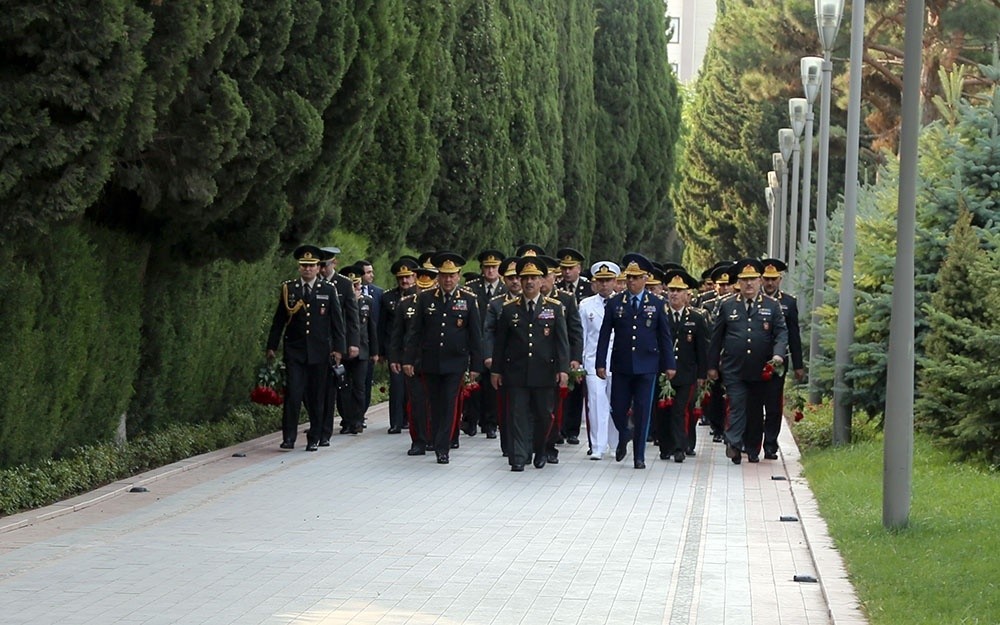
664, 269, 699, 290
391, 257, 418, 277
500, 256, 519, 278
556, 247, 585, 267
760, 258, 788, 278
709, 261, 737, 285
515, 256, 546, 277
432, 251, 465, 274
590, 261, 620, 279
735, 258, 764, 279
477, 249, 504, 267
620, 252, 654, 277
514, 243, 546, 257
294, 244, 323, 265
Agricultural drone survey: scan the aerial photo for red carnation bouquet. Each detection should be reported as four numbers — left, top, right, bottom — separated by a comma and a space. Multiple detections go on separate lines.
697, 379, 712, 408
657, 372, 675, 408
460, 370, 481, 399
251, 360, 286, 406
788, 388, 806, 423
761, 357, 786, 381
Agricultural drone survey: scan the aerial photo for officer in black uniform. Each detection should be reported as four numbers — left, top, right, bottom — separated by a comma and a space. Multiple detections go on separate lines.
390, 266, 437, 455
701, 263, 736, 443
759, 258, 805, 459
482, 257, 522, 456
707, 259, 788, 464
379, 257, 418, 434
555, 247, 592, 303
539, 256, 583, 460
491, 257, 570, 472
657, 269, 709, 462
462, 249, 507, 438
337, 265, 378, 435
317, 247, 361, 443
402, 252, 483, 465
554, 248, 589, 446
266, 245, 346, 451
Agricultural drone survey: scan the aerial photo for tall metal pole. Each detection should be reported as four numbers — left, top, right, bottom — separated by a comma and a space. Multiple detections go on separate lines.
779, 129, 795, 263
773, 153, 787, 260
785, 111, 805, 287
799, 58, 822, 301
884, 0, 922, 530
808, 0, 844, 404
833, 0, 865, 444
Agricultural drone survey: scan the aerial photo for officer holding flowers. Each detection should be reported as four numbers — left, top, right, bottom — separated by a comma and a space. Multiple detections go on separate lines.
706, 258, 788, 464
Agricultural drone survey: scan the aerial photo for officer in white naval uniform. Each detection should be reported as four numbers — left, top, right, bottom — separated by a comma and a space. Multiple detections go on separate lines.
578, 261, 620, 460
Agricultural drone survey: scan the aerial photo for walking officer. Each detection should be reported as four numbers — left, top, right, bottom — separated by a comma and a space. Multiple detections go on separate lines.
266, 245, 346, 451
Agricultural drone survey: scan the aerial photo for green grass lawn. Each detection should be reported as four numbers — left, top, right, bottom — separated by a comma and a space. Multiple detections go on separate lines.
800, 435, 999, 625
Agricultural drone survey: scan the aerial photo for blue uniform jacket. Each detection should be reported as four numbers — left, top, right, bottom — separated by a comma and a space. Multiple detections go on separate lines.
595, 290, 676, 375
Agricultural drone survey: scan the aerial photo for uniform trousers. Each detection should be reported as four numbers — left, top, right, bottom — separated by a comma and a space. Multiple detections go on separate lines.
761, 373, 787, 455
725, 378, 768, 453
585, 373, 616, 456
506, 386, 554, 466
656, 382, 695, 456
388, 369, 407, 430
337, 358, 368, 430
405, 375, 431, 449
560, 383, 585, 439
496, 387, 510, 456
284, 357, 328, 445
422, 372, 463, 454
609, 372, 657, 463
707, 378, 727, 436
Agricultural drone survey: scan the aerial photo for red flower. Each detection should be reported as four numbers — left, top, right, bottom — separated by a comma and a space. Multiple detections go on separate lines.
761, 363, 774, 382
692, 407, 703, 419
657, 397, 673, 409
794, 410, 804, 422
559, 386, 570, 399
250, 386, 283, 406
701, 392, 712, 405
379, 385, 387, 393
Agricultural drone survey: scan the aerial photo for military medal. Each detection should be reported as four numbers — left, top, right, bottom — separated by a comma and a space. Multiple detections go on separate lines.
457, 318, 464, 328
544, 327, 551, 336
687, 334, 693, 342
763, 321, 770, 330
646, 319, 652, 327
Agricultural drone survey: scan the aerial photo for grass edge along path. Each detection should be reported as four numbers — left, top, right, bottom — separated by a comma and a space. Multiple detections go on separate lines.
799, 432, 999, 625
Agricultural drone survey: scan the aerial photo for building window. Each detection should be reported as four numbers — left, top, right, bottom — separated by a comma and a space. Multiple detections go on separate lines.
667, 16, 680, 43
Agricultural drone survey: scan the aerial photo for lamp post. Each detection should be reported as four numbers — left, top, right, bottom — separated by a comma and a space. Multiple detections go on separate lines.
798, 58, 823, 299
833, 0, 866, 444
779, 128, 795, 263
808, 0, 844, 404
786, 102, 807, 286
765, 185, 777, 257
772, 153, 787, 260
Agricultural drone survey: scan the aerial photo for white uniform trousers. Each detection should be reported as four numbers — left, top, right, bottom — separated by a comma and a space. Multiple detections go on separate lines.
585, 373, 617, 457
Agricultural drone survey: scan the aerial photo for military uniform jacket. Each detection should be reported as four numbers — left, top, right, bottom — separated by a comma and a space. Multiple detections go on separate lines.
708, 293, 789, 382
579, 294, 613, 373
330, 272, 361, 351
596, 290, 676, 375
266, 278, 347, 365
552, 288, 584, 363
378, 286, 413, 359
483, 291, 517, 364
388, 293, 418, 364
774, 291, 804, 370
556, 276, 591, 304
354, 292, 378, 361
668, 306, 710, 385
492, 295, 570, 388
468, 278, 507, 319
403, 287, 483, 374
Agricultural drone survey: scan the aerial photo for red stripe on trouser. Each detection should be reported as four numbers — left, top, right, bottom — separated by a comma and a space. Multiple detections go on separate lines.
449, 377, 463, 441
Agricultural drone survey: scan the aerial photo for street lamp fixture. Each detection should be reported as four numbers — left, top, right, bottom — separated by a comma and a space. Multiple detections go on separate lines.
801, 57, 823, 106
765, 185, 777, 258
778, 128, 796, 263
787, 99, 807, 284
815, 0, 845, 52
768, 168, 781, 257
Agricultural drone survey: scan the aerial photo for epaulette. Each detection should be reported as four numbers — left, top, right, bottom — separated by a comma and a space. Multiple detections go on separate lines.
579, 275, 591, 283
281, 278, 296, 286
459, 286, 477, 296
400, 293, 417, 303
720, 292, 738, 302
465, 277, 483, 287
778, 290, 796, 302
687, 306, 707, 318
761, 293, 780, 303
503, 298, 521, 307
489, 292, 508, 303
543, 296, 561, 306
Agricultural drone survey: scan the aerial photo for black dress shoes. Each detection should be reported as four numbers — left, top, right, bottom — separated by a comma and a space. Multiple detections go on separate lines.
533, 455, 546, 469
450, 440, 460, 449
712, 433, 723, 443
511, 464, 525, 472
673, 451, 685, 463
407, 445, 426, 456
546, 453, 559, 464
305, 441, 319, 452
686, 448, 696, 457
279, 441, 294, 450
747, 454, 760, 463
436, 453, 449, 464
566, 436, 580, 445
764, 451, 779, 460
634, 461, 646, 469
659, 451, 670, 460
486, 429, 498, 439
318, 439, 330, 447
387, 427, 401, 434
615, 441, 628, 462
340, 426, 350, 435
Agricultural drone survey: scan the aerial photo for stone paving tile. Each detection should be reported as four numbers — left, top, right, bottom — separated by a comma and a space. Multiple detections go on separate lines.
0, 403, 865, 625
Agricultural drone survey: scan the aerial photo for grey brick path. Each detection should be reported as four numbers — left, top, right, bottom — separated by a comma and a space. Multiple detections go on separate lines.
0, 403, 867, 625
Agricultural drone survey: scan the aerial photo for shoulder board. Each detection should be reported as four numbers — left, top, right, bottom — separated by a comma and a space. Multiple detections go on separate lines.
780, 291, 796, 302
503, 298, 520, 307
465, 277, 483, 287
761, 293, 779, 303
489, 292, 507, 303
401, 293, 417, 303
459, 287, 477, 296
543, 296, 562, 306
282, 279, 296, 285
687, 306, 707, 317
579, 275, 590, 283
720, 292, 737, 302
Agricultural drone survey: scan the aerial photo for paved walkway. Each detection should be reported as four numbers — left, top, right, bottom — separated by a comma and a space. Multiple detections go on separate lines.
0, 403, 867, 625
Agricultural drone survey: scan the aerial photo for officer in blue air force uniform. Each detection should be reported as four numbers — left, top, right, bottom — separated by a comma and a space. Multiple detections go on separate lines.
595, 253, 676, 469
266, 245, 346, 451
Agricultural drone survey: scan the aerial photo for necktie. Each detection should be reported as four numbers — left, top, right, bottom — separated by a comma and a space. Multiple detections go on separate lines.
486, 284, 493, 298
632, 296, 640, 312
674, 311, 681, 325
746, 300, 752, 315
528, 300, 535, 319
304, 283, 312, 301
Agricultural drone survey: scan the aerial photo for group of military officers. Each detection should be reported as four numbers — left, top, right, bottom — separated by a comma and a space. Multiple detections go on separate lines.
266, 242, 803, 469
